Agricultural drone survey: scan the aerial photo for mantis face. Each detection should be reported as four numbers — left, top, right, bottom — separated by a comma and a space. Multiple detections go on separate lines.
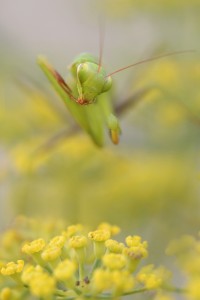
70, 53, 112, 105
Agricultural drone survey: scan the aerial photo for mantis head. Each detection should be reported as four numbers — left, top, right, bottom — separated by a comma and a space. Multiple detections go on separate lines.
70, 53, 112, 105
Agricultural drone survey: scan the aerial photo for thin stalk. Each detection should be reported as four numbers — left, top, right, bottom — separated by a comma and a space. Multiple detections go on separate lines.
89, 258, 101, 278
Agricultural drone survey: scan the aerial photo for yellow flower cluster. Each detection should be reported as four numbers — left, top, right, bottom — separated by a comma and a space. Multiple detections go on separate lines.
22, 265, 56, 297
22, 238, 46, 255
1, 260, 24, 276
93, 269, 134, 295
136, 264, 171, 289
167, 234, 200, 300
0, 217, 171, 300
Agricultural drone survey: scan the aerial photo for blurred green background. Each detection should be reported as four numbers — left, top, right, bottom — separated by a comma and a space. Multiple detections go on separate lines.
0, 0, 200, 262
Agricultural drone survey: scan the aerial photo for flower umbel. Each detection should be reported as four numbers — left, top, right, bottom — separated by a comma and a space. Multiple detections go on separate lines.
0, 217, 174, 300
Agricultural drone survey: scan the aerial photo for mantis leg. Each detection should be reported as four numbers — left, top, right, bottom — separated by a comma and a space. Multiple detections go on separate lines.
107, 114, 121, 145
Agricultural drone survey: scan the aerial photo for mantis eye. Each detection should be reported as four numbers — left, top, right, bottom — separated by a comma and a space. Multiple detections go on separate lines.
102, 76, 112, 93
77, 63, 90, 82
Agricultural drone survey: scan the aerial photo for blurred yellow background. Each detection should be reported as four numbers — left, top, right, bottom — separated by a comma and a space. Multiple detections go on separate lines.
0, 0, 200, 261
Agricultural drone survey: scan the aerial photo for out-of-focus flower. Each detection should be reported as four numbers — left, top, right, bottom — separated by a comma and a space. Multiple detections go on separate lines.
167, 233, 200, 300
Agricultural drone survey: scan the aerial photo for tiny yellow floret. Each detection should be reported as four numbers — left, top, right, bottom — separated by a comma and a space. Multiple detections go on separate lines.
1, 260, 24, 276
126, 235, 147, 248
136, 265, 169, 289
92, 269, 134, 294
98, 222, 121, 236
92, 269, 113, 292
0, 287, 12, 300
105, 239, 125, 253
63, 224, 83, 238
21, 264, 40, 285
111, 270, 134, 293
102, 253, 127, 270
69, 235, 87, 249
29, 272, 56, 297
54, 259, 77, 281
41, 245, 61, 261
21, 238, 45, 254
123, 245, 148, 260
88, 229, 110, 242
49, 235, 66, 248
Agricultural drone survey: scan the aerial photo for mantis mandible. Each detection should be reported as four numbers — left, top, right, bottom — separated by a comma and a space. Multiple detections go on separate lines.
37, 50, 192, 147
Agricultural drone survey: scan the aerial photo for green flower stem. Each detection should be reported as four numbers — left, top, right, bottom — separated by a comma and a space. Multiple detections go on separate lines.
10, 273, 24, 286
94, 242, 106, 259
54, 289, 71, 297
33, 253, 46, 266
89, 258, 101, 278
82, 288, 148, 299
79, 261, 85, 282
48, 258, 61, 271
122, 287, 148, 296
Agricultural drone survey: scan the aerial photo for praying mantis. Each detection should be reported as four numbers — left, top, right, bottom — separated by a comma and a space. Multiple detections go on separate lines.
37, 50, 192, 147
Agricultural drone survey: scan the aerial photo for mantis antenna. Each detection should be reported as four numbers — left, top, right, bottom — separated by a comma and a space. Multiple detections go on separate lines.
106, 50, 195, 77
97, 18, 105, 73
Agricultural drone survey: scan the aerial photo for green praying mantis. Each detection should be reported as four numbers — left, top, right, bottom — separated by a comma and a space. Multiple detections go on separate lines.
37, 50, 193, 147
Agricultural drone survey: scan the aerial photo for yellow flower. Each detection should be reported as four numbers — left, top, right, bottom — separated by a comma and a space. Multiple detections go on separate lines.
0, 287, 21, 300
136, 265, 170, 289
63, 224, 84, 238
188, 278, 200, 300
69, 236, 87, 249
89, 229, 111, 259
1, 260, 24, 276
54, 259, 77, 281
49, 235, 66, 248
105, 239, 125, 253
123, 240, 148, 272
21, 264, 40, 285
97, 222, 121, 236
41, 245, 61, 262
124, 237, 148, 259
0, 288, 12, 300
92, 269, 134, 295
21, 238, 46, 255
124, 236, 148, 266
68, 235, 88, 264
102, 253, 127, 270
126, 235, 148, 248
21, 264, 56, 297
88, 230, 111, 242
139, 272, 162, 289
92, 269, 113, 292
29, 272, 56, 297
166, 235, 200, 276
111, 270, 134, 294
